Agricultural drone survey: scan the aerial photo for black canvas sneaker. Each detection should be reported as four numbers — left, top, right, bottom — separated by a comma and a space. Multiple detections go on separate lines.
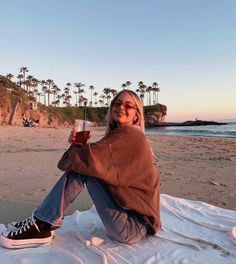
0, 216, 53, 249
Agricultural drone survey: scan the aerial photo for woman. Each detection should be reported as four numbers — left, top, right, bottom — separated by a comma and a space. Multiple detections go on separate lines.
0, 90, 161, 249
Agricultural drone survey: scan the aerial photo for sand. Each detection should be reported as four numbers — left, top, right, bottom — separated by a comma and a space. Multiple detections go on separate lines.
0, 126, 235, 225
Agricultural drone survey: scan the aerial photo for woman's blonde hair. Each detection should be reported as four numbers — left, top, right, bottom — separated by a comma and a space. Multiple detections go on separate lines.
105, 90, 145, 135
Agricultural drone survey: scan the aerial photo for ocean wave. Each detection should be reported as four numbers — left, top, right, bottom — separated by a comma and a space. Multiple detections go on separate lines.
146, 123, 236, 138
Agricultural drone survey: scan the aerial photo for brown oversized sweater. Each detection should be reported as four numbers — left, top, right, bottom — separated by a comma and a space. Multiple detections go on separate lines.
57, 125, 161, 234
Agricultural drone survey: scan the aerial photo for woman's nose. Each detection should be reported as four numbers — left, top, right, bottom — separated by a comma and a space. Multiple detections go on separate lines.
118, 103, 125, 109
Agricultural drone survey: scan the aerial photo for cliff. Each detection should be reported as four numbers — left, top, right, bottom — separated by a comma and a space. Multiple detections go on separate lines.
0, 76, 68, 127
144, 104, 167, 127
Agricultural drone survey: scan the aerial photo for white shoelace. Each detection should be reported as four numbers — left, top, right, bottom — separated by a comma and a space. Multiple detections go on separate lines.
14, 216, 32, 227
10, 216, 40, 237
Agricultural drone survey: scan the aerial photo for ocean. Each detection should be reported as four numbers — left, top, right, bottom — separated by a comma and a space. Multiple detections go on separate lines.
145, 121, 236, 138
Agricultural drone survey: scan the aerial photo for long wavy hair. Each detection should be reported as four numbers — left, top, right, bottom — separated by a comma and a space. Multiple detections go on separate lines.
105, 90, 145, 135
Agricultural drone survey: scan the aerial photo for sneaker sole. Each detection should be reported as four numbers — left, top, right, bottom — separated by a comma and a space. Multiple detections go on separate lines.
0, 235, 53, 249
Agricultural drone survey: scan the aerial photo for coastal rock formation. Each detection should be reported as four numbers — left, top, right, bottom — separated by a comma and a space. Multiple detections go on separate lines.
144, 104, 167, 127
158, 120, 227, 127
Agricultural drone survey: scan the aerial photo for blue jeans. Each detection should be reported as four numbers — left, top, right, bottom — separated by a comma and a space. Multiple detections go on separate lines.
34, 172, 148, 244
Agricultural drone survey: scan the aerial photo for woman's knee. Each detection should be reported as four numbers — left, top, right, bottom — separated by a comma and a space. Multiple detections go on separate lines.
109, 230, 145, 244
107, 223, 146, 244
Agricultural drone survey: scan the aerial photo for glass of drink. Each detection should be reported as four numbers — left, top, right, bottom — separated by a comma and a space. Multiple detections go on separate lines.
72, 120, 94, 145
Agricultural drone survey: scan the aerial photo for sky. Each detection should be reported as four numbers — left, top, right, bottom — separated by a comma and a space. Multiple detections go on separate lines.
1, 0, 235, 122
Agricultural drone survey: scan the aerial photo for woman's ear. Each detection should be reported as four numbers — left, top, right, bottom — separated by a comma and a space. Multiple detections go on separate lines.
133, 115, 138, 123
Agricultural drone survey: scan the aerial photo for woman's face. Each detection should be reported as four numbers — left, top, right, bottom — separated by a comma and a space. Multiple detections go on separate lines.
111, 92, 138, 126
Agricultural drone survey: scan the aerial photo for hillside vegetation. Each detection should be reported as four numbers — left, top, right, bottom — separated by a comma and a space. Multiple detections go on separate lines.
0, 75, 167, 127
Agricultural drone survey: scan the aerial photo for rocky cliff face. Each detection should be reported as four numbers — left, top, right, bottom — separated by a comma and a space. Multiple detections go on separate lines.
0, 78, 69, 127
0, 98, 65, 127
144, 104, 167, 127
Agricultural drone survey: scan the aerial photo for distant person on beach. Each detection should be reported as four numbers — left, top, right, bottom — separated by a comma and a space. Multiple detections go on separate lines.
22, 114, 40, 128
22, 114, 32, 127
0, 90, 161, 249
31, 119, 40, 128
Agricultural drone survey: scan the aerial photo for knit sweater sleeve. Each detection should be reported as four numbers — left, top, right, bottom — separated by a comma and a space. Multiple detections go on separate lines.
57, 133, 120, 185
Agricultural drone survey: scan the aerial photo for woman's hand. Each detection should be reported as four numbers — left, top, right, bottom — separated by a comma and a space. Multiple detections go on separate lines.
68, 128, 76, 145
68, 128, 91, 145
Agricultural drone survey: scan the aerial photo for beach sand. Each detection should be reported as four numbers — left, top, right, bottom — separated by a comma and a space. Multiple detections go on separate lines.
0, 126, 235, 225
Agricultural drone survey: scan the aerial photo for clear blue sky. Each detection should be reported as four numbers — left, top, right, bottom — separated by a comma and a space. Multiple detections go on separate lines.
1, 0, 236, 121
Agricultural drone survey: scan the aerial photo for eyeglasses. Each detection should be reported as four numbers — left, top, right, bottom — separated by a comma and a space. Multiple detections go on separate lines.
113, 101, 137, 110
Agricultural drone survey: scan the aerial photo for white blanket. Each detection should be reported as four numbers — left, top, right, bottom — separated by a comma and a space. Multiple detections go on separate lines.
0, 194, 236, 264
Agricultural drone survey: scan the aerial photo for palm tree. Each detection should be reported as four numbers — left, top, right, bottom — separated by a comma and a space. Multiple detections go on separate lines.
54, 99, 60, 107
40, 80, 47, 105
17, 74, 24, 87
40, 80, 47, 91
138, 81, 144, 87
146, 86, 152, 105
55, 85, 61, 96
46, 79, 54, 106
78, 91, 85, 106
140, 93, 145, 105
74, 82, 85, 106
52, 84, 60, 102
60, 94, 66, 106
51, 84, 57, 102
121, 83, 126, 90
110, 89, 118, 98
152, 82, 160, 105
78, 95, 87, 107
41, 85, 47, 105
46, 89, 52, 106
26, 75, 34, 93
89, 85, 95, 106
107, 94, 111, 105
65, 95, 72, 106
6, 73, 14, 81
103, 87, 111, 106
20, 66, 29, 91
140, 86, 147, 105
93, 92, 98, 106
62, 96, 67, 107
136, 88, 140, 96
138, 81, 146, 105
36, 92, 43, 103
74, 90, 79, 106
31, 78, 39, 99
64, 87, 70, 106
25, 76, 37, 95
99, 94, 105, 106
32, 88, 38, 99
74, 82, 85, 92
66, 82, 72, 92
125, 81, 131, 89
56, 94, 62, 107
65, 83, 72, 106
98, 99, 103, 106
